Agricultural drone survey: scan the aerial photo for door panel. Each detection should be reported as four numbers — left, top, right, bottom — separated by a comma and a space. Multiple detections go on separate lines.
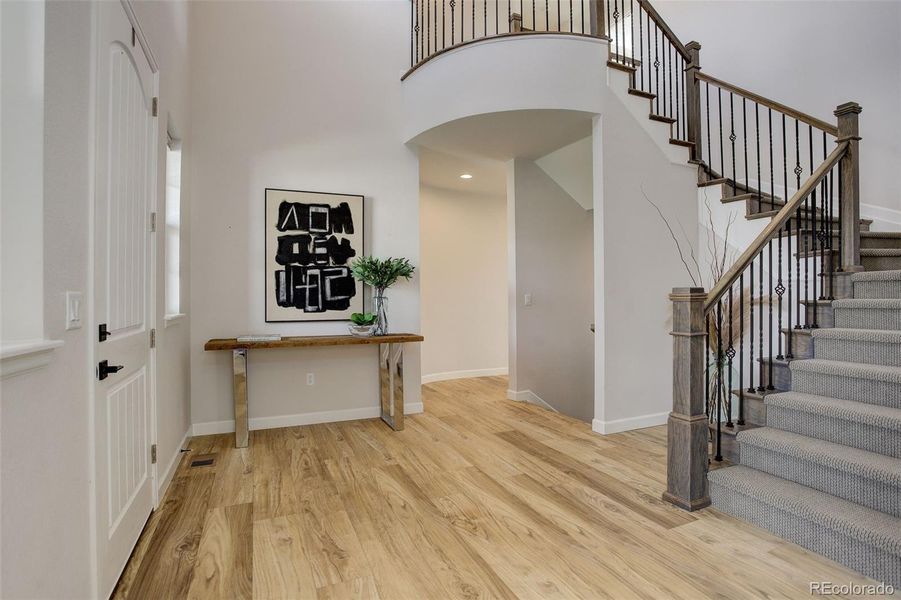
93, 1, 156, 596
106, 367, 148, 531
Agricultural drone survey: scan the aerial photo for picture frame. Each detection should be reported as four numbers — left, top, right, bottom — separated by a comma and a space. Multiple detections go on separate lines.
264, 188, 365, 322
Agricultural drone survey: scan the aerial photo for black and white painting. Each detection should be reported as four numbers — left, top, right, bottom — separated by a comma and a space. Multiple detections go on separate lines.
265, 189, 364, 322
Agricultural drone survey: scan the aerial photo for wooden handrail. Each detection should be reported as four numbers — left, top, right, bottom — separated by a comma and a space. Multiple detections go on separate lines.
703, 141, 849, 313
696, 71, 838, 136
638, 0, 689, 59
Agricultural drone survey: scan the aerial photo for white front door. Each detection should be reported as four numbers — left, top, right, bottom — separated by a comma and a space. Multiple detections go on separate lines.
92, 2, 157, 595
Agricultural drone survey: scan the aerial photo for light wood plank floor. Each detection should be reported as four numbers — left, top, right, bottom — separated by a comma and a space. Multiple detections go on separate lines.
114, 377, 889, 599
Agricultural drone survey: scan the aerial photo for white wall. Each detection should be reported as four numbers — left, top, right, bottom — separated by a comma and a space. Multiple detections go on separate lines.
655, 0, 901, 218
420, 184, 508, 382
0, 4, 94, 596
188, 1, 421, 433
0, 1, 193, 596
509, 159, 594, 421
1, 0, 45, 344
593, 71, 699, 433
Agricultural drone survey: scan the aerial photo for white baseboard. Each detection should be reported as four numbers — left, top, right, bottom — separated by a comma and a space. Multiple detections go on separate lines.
157, 428, 190, 499
422, 367, 508, 384
592, 411, 669, 435
192, 403, 426, 436
862, 202, 901, 229
506, 389, 558, 412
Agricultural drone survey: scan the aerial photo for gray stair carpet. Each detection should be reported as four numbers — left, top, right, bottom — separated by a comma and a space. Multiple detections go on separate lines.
812, 328, 901, 367
852, 269, 901, 299
736, 427, 901, 516
833, 298, 901, 330
765, 391, 901, 458
790, 358, 901, 408
708, 466, 901, 588
707, 216, 901, 585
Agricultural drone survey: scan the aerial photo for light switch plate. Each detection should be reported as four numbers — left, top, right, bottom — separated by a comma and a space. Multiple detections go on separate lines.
66, 291, 83, 330
523, 293, 533, 307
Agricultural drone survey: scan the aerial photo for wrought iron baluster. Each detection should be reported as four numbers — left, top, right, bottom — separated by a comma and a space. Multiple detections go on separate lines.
726, 288, 735, 428
717, 87, 724, 178
675, 55, 681, 138
755, 102, 761, 213
768, 239, 775, 390
715, 301, 723, 462
654, 23, 660, 114
706, 312, 711, 430
758, 250, 765, 392
777, 223, 785, 360
748, 261, 755, 393
729, 93, 736, 195
629, 0, 635, 64
743, 97, 748, 190
738, 272, 745, 425
669, 44, 674, 120
638, 4, 644, 89
809, 125, 818, 327
705, 82, 710, 168
411, 0, 416, 65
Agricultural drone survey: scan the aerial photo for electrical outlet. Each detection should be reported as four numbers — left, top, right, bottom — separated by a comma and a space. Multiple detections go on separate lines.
523, 293, 533, 307
306, 373, 315, 386
66, 291, 83, 330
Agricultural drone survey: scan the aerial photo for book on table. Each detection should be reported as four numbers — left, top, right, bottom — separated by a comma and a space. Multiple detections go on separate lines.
236, 334, 283, 343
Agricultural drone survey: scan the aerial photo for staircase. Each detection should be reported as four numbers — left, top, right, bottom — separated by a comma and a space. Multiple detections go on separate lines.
607, 3, 901, 587
708, 269, 901, 588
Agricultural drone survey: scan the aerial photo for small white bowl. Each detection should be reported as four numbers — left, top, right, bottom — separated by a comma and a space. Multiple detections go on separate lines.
348, 323, 376, 337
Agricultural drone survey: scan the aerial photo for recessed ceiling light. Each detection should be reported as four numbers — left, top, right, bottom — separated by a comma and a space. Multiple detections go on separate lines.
459, 173, 473, 179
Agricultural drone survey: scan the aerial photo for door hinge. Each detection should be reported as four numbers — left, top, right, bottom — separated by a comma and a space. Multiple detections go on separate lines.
150, 328, 156, 349
152, 97, 158, 117
151, 444, 157, 464
150, 212, 157, 232
99, 323, 109, 342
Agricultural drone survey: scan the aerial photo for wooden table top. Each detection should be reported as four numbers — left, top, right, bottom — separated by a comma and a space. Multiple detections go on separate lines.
204, 333, 424, 351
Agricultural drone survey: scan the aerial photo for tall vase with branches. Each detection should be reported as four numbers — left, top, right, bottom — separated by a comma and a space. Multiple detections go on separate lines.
349, 257, 415, 336
643, 186, 750, 429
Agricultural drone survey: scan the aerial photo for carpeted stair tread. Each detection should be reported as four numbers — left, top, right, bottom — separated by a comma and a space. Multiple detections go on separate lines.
765, 391, 901, 431
811, 328, 901, 343
861, 249, 901, 257
737, 428, 901, 487
852, 269, 901, 282
811, 328, 901, 367
708, 466, 901, 556
833, 298, 901, 309
790, 358, 901, 383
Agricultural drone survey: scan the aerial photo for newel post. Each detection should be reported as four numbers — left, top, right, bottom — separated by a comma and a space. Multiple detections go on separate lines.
663, 287, 711, 512
592, 0, 606, 37
684, 42, 702, 162
835, 102, 863, 272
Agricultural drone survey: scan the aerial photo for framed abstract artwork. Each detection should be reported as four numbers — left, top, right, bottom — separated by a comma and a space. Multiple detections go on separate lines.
265, 188, 364, 322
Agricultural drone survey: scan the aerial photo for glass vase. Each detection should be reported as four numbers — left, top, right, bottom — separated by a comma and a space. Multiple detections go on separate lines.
372, 292, 388, 336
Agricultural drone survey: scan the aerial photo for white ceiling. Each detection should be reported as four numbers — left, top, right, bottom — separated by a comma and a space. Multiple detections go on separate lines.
418, 147, 507, 197
412, 109, 594, 162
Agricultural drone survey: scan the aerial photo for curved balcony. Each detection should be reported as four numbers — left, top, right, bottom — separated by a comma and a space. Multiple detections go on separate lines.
403, 0, 603, 80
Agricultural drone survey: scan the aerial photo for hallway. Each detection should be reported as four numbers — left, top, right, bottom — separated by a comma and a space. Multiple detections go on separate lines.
114, 377, 878, 599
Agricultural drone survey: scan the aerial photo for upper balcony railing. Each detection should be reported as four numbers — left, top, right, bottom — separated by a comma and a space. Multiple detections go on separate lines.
406, 0, 600, 79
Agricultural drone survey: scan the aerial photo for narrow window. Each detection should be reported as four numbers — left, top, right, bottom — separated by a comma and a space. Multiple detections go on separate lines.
165, 132, 182, 318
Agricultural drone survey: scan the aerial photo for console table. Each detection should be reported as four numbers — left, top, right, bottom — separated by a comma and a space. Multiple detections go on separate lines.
203, 334, 424, 447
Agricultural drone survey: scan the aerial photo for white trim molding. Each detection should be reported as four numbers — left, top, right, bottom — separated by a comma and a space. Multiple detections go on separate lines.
507, 389, 558, 412
0, 339, 64, 379
592, 411, 669, 435
192, 403, 426, 436
422, 367, 508, 385
156, 428, 190, 501
861, 202, 901, 228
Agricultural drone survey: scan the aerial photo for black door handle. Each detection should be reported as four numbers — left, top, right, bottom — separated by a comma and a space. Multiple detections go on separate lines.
98, 360, 125, 380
